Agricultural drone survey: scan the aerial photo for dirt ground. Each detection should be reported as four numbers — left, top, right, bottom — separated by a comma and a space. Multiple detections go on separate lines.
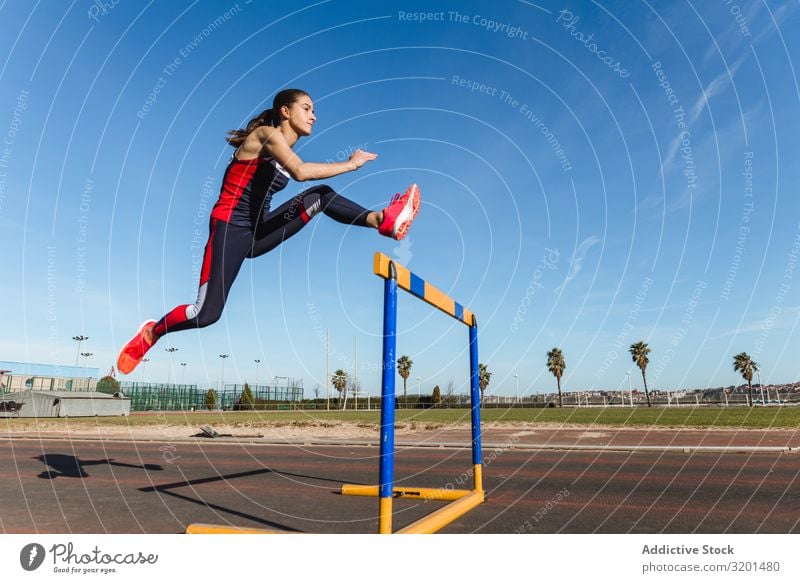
4, 418, 798, 452
0, 419, 438, 441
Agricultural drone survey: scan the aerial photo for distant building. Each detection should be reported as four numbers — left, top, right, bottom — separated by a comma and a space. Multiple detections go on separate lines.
0, 390, 130, 417
0, 361, 99, 392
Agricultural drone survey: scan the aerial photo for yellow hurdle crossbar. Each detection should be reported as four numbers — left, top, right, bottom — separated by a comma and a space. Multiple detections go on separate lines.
373, 252, 474, 326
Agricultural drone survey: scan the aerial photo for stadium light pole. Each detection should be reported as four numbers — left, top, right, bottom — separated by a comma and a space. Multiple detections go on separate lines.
81, 352, 94, 391
180, 363, 187, 385
325, 328, 330, 411
514, 373, 519, 404
165, 347, 178, 384
416, 376, 421, 399
141, 358, 150, 383
353, 337, 358, 410
219, 354, 229, 394
73, 335, 89, 367
254, 359, 261, 388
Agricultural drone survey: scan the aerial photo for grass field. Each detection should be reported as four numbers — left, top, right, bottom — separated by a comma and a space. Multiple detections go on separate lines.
3, 406, 800, 430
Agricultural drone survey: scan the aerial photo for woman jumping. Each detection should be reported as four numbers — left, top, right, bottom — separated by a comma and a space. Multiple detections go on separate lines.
117, 89, 420, 374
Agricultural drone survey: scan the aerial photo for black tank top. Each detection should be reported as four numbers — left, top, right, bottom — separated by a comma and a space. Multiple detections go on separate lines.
210, 155, 290, 227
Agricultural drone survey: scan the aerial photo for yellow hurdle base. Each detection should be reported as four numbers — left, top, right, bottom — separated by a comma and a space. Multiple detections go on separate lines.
397, 490, 485, 534
341, 484, 485, 534
185, 523, 288, 534
341, 484, 473, 501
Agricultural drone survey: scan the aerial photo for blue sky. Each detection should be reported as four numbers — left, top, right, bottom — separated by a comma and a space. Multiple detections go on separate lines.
0, 0, 798, 397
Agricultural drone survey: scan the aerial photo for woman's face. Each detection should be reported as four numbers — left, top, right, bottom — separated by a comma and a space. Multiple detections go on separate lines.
282, 95, 315, 136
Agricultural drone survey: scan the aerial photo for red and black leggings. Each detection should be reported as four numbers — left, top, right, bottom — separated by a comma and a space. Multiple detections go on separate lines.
152, 185, 370, 338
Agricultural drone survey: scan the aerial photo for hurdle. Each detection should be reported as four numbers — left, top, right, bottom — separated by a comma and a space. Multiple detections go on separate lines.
339, 252, 485, 534
185, 252, 483, 534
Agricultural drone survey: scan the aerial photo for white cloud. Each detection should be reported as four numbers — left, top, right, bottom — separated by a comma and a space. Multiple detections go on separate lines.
689, 55, 746, 124
554, 236, 601, 292
712, 306, 800, 340
659, 55, 746, 178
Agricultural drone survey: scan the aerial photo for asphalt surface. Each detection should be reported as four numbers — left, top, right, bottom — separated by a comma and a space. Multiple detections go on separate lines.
1, 427, 798, 534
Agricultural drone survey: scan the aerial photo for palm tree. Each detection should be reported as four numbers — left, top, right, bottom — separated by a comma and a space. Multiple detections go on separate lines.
546, 347, 566, 408
331, 369, 348, 409
478, 363, 492, 404
733, 352, 759, 407
396, 355, 413, 407
629, 341, 652, 407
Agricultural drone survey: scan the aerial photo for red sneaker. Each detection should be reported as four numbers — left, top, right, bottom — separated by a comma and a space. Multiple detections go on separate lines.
116, 320, 157, 375
378, 184, 420, 241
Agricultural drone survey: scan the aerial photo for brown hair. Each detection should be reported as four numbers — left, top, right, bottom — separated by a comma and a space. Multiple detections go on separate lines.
226, 88, 309, 147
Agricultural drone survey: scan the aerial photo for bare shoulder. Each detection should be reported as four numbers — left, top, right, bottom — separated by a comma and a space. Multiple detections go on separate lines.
237, 126, 284, 159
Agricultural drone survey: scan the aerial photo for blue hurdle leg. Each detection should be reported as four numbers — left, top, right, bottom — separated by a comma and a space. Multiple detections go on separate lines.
379, 262, 398, 533
469, 317, 483, 491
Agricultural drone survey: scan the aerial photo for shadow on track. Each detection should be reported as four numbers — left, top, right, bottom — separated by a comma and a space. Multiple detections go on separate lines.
139, 467, 363, 533
34, 453, 163, 479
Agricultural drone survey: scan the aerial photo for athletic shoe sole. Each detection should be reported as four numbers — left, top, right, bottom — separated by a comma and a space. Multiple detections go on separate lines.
116, 319, 156, 375
392, 184, 420, 241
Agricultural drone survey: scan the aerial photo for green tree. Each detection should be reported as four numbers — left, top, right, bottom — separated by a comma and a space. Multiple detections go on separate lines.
397, 355, 413, 407
431, 385, 442, 406
238, 383, 255, 410
96, 375, 120, 395
478, 363, 492, 404
733, 352, 759, 407
331, 369, 348, 409
629, 341, 652, 407
205, 389, 218, 410
546, 347, 566, 408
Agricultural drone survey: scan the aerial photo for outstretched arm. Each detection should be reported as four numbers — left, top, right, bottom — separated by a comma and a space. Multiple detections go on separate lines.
247, 126, 377, 181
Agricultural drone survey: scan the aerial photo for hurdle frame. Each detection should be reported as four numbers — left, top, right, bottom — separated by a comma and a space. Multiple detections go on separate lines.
186, 252, 484, 535
340, 252, 485, 534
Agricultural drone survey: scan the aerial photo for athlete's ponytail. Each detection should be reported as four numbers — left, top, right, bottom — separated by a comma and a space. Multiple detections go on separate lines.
226, 88, 309, 147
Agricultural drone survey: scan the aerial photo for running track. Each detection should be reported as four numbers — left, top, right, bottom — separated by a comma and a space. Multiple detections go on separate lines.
1, 435, 798, 534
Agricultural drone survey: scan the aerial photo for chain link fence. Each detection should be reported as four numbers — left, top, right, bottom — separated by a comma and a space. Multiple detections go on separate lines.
117, 381, 304, 411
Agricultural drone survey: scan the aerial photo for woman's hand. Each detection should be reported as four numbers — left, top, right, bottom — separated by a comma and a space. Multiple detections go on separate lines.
349, 149, 378, 170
